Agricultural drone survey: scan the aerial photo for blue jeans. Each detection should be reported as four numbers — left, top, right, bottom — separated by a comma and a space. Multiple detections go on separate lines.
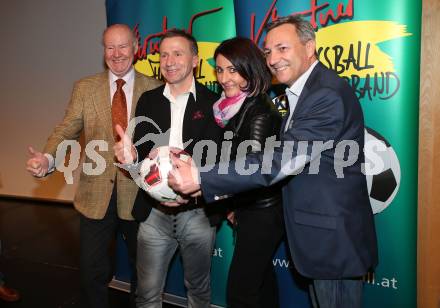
136, 207, 216, 308
309, 279, 363, 308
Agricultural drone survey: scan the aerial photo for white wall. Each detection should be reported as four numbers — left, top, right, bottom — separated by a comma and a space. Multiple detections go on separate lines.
0, 0, 106, 201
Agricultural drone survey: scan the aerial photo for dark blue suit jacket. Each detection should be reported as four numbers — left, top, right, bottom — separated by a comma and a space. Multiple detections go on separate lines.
201, 62, 378, 279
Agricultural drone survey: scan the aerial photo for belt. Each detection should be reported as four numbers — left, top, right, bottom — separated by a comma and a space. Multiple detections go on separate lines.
153, 201, 203, 215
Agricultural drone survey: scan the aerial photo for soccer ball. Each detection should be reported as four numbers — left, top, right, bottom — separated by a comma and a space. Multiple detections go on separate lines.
139, 146, 189, 202
363, 127, 401, 214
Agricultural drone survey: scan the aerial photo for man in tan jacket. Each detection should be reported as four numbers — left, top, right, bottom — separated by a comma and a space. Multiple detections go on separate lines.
26, 24, 162, 308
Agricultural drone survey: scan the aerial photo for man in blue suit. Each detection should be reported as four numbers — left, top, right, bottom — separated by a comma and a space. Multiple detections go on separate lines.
169, 16, 378, 308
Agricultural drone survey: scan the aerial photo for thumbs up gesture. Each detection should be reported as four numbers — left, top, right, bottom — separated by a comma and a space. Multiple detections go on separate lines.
113, 124, 137, 164
26, 146, 49, 177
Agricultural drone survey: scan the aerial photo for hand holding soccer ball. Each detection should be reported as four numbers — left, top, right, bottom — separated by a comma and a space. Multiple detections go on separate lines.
140, 146, 195, 203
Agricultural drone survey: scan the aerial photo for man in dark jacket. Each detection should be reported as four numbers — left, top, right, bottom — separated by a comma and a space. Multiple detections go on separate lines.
114, 29, 223, 308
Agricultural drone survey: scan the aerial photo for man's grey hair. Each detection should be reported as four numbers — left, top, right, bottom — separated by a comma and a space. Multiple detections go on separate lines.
265, 16, 315, 44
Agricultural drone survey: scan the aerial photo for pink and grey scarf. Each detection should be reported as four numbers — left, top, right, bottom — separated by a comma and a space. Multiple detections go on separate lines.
213, 91, 248, 128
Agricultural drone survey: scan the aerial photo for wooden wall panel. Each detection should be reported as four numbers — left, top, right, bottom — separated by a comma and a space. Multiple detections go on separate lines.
418, 0, 440, 307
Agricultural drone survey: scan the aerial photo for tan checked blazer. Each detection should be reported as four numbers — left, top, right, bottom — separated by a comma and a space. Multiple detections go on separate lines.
43, 70, 162, 220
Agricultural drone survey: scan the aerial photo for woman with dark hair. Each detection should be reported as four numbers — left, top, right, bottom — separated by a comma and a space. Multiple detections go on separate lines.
213, 37, 285, 308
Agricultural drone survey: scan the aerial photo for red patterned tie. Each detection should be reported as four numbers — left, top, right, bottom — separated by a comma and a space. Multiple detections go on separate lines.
111, 79, 127, 141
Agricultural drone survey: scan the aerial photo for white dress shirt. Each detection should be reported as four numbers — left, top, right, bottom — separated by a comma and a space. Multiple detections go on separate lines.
163, 78, 197, 149
284, 60, 319, 132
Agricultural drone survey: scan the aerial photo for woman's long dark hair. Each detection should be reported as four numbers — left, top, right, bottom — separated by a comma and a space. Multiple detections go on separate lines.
214, 37, 272, 96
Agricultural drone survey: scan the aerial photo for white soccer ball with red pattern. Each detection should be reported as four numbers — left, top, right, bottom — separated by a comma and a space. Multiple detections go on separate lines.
139, 146, 189, 202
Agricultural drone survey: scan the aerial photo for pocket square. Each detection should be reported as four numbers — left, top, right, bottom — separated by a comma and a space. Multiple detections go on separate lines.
192, 110, 204, 120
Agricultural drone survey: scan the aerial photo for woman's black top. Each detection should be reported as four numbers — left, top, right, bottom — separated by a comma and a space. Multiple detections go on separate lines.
224, 93, 282, 209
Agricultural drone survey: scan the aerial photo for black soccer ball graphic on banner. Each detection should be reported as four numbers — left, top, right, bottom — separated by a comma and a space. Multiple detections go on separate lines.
364, 127, 401, 214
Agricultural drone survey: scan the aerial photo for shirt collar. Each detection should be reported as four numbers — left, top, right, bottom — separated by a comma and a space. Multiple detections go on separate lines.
286, 60, 318, 97
109, 67, 135, 85
163, 77, 197, 102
